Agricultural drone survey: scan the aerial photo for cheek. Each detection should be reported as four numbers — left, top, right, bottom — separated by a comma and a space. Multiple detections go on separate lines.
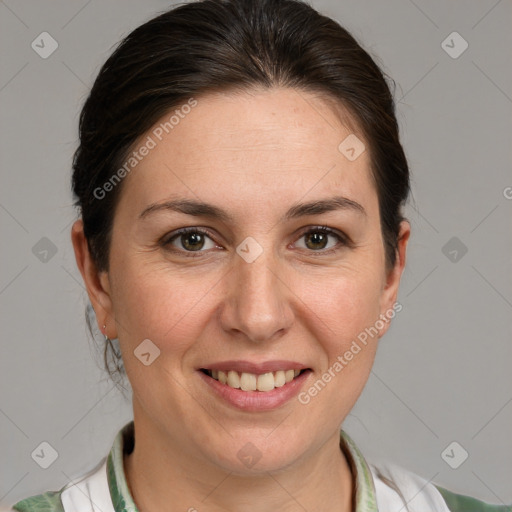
111, 259, 220, 351
297, 266, 382, 375
298, 264, 383, 331
295, 273, 381, 422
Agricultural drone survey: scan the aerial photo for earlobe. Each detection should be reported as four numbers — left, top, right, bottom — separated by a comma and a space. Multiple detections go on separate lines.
71, 219, 117, 339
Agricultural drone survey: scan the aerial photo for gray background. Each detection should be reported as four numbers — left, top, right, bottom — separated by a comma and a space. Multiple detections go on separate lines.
1, 0, 511, 508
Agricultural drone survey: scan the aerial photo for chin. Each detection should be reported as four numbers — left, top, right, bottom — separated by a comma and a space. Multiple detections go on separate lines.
203, 433, 306, 475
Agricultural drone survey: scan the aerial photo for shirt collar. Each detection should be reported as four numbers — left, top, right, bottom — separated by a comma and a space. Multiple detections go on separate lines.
106, 421, 379, 512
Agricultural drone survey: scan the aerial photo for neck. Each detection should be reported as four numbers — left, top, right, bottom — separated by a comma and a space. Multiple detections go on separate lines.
123, 416, 355, 512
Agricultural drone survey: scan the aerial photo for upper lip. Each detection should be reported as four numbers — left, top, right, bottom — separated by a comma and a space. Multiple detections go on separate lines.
199, 360, 310, 374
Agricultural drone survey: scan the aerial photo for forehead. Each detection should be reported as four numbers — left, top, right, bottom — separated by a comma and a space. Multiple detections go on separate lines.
116, 87, 377, 222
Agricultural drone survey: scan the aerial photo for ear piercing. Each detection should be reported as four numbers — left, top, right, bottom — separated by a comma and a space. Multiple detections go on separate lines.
103, 324, 110, 342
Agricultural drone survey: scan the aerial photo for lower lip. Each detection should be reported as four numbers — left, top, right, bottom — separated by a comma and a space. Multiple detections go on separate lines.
197, 370, 312, 411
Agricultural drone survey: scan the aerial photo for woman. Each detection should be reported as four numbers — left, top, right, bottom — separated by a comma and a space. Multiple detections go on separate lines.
11, 0, 510, 511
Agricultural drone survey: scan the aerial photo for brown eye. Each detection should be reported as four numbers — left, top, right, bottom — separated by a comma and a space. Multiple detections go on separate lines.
295, 226, 348, 253
304, 231, 329, 250
161, 225, 350, 258
180, 232, 206, 251
162, 228, 217, 254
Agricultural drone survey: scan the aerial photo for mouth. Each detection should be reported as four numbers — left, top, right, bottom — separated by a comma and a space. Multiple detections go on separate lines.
199, 368, 311, 392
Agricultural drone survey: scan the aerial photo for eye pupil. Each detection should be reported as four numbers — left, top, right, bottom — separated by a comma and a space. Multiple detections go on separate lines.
305, 232, 328, 250
182, 232, 204, 251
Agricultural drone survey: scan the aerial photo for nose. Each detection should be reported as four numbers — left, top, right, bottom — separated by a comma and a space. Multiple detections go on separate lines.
218, 244, 294, 344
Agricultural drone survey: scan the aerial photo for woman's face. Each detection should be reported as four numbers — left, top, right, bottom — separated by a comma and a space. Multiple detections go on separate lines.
74, 86, 409, 472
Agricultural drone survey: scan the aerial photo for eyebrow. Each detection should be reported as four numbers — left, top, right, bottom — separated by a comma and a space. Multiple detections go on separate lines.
138, 195, 367, 223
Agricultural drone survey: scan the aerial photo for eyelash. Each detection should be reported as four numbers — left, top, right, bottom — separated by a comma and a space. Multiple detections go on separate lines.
160, 226, 352, 258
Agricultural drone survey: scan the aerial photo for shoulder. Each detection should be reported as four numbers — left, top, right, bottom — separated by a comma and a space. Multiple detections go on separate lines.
10, 458, 110, 512
434, 484, 512, 512
11, 490, 65, 512
369, 459, 511, 512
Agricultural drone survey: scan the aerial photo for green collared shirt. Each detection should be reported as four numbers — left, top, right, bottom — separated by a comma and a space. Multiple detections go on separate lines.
11, 421, 511, 512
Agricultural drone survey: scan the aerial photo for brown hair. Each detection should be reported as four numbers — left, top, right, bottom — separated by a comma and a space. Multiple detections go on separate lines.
72, 0, 410, 386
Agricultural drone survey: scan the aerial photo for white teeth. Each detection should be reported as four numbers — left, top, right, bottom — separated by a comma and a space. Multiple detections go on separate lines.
227, 370, 240, 389
257, 372, 274, 392
240, 372, 257, 391
209, 369, 305, 392
274, 370, 286, 387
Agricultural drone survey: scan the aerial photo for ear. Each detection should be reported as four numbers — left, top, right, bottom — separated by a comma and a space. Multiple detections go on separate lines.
377, 220, 410, 338
71, 219, 117, 340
